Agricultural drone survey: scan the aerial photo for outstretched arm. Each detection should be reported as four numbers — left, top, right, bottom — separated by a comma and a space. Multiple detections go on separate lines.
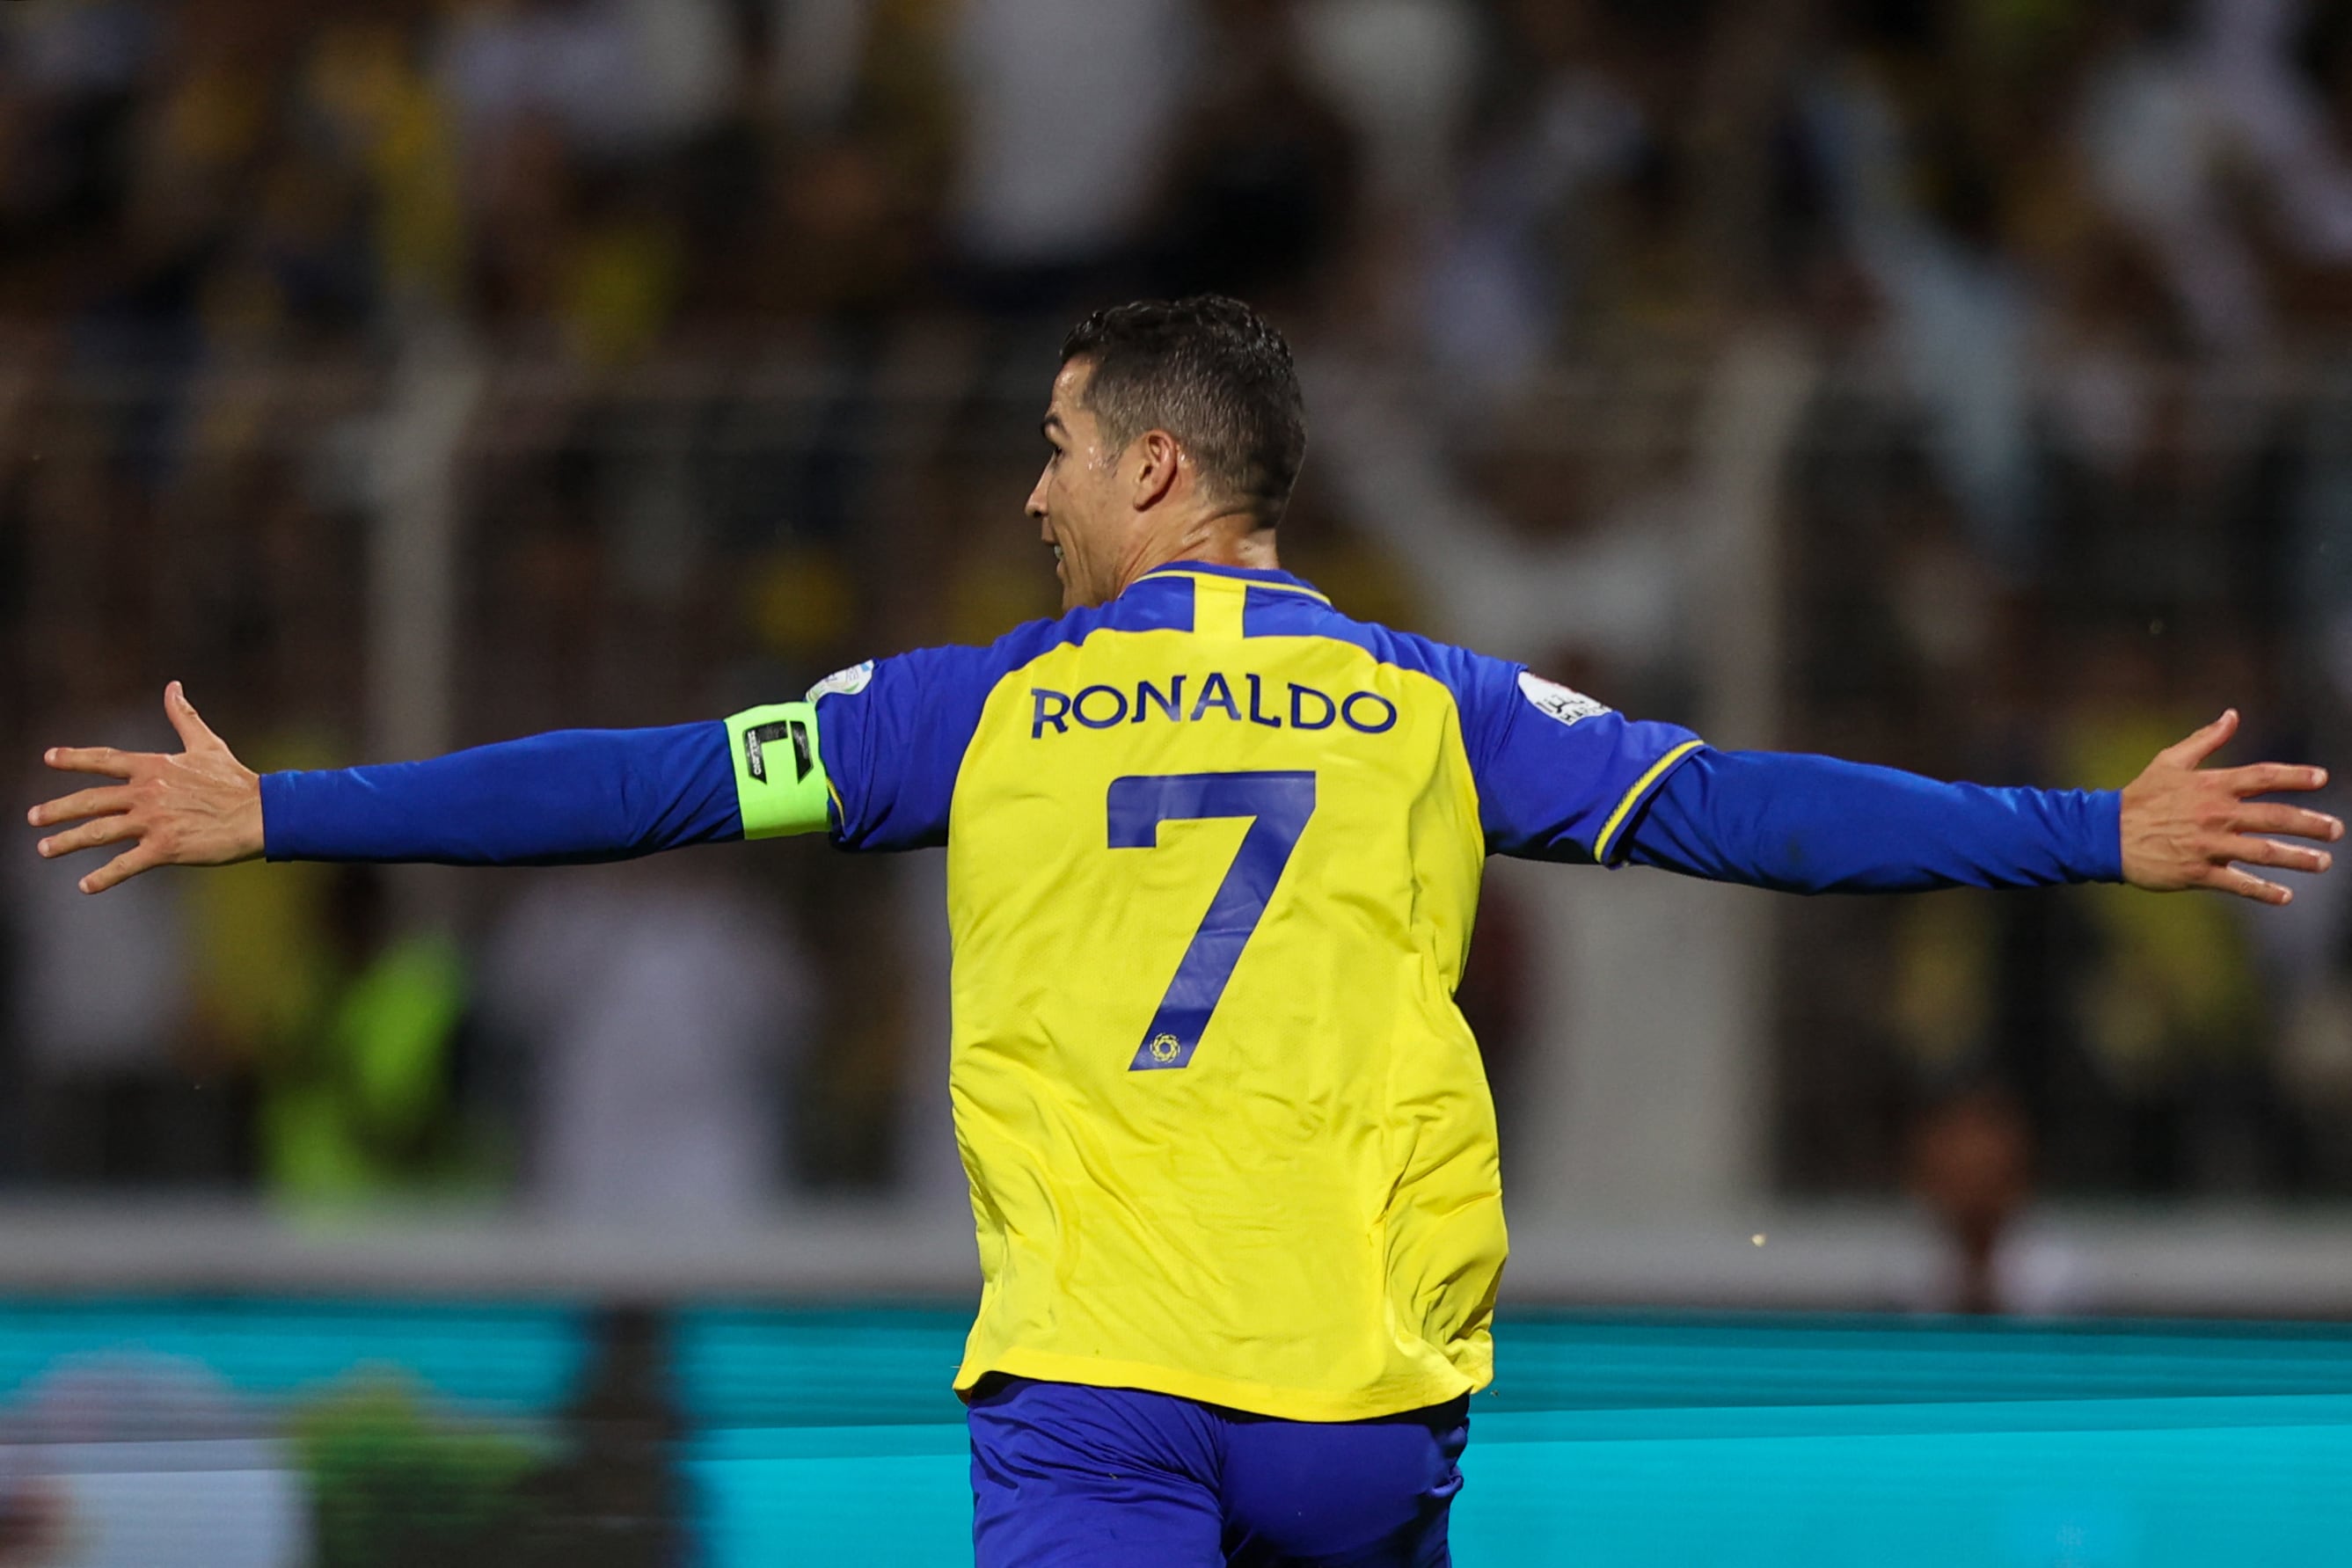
256, 722, 741, 866
1624, 710, 2341, 904
28, 684, 829, 892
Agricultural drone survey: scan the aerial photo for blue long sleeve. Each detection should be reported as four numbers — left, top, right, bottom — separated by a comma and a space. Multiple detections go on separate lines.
1622, 748, 2122, 892
261, 722, 742, 865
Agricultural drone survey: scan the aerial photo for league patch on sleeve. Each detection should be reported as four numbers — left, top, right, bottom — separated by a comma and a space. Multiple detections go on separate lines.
807, 660, 876, 702
1516, 671, 1611, 727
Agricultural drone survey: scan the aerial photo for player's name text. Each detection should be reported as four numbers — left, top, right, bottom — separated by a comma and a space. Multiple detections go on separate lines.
1030, 674, 1399, 739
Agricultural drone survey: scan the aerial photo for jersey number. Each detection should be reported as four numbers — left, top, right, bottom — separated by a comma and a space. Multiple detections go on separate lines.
1107, 771, 1318, 1071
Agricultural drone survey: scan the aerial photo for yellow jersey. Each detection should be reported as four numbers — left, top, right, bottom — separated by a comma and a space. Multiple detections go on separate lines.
807, 563, 1701, 1421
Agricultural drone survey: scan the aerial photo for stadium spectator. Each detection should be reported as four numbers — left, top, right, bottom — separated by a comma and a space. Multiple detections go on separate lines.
946, 0, 1203, 311
1903, 1083, 2088, 1316
1147, 0, 1364, 311
483, 862, 813, 1224
4, 701, 197, 1184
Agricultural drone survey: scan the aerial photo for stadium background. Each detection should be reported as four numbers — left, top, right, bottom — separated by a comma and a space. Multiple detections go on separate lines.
7, 0, 2352, 1562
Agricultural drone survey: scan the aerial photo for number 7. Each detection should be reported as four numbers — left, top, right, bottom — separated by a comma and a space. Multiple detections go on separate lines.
1107, 771, 1318, 1072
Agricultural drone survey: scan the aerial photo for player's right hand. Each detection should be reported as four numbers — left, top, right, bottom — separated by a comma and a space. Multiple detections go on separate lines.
26, 682, 263, 893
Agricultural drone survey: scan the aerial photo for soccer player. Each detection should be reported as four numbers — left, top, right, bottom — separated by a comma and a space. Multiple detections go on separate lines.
25, 297, 2342, 1566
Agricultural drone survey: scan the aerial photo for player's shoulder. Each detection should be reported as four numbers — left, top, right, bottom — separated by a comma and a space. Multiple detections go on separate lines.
985, 577, 1195, 671
817, 578, 1192, 711
1260, 594, 1631, 773
1260, 592, 1524, 711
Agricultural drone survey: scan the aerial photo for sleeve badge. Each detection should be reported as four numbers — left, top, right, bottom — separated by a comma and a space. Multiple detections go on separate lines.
807, 660, 876, 702
1516, 671, 1611, 727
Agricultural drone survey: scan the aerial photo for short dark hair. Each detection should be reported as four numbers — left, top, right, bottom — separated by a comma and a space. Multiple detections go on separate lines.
1060, 295, 1307, 524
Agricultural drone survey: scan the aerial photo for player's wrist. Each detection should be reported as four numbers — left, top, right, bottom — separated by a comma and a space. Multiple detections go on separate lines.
228, 768, 266, 864
2115, 782, 2182, 891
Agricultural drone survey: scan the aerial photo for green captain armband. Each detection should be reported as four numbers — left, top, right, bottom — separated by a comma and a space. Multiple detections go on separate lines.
726, 701, 833, 840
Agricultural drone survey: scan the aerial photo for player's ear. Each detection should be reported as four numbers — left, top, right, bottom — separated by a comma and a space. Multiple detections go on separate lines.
1129, 429, 1182, 512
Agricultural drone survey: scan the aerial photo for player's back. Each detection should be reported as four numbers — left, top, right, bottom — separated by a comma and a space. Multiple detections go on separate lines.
949, 565, 1494, 1419
810, 563, 1700, 1420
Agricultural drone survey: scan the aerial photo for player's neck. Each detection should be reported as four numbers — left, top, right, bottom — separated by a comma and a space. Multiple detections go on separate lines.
1121, 515, 1280, 593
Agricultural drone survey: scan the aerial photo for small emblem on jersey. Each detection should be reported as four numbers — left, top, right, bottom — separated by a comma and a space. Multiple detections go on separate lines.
807, 660, 875, 702
1517, 672, 1610, 727
1149, 1033, 1181, 1064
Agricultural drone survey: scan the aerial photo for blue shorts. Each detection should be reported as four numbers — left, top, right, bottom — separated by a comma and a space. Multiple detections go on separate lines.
966, 1375, 1468, 1567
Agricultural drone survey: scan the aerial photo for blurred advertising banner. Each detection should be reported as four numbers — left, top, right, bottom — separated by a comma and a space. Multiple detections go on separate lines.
4, 1302, 2352, 1566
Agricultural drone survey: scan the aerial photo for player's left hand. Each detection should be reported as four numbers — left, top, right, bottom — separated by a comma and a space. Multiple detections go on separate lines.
26, 682, 264, 893
2121, 709, 2342, 905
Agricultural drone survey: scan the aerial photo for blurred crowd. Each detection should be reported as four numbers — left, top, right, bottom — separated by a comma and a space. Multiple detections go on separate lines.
8, 0, 2352, 1230
11, 0, 2352, 379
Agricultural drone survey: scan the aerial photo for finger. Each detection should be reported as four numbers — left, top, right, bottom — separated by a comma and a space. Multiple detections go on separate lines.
2232, 803, 2347, 842
79, 842, 161, 895
2206, 864, 2292, 906
2224, 835, 2334, 876
34, 814, 139, 860
163, 681, 223, 754
2158, 709, 2239, 769
26, 785, 132, 829
2217, 762, 2329, 797
40, 746, 139, 779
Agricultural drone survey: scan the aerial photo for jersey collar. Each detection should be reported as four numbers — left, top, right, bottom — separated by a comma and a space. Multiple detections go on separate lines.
1129, 561, 1332, 604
